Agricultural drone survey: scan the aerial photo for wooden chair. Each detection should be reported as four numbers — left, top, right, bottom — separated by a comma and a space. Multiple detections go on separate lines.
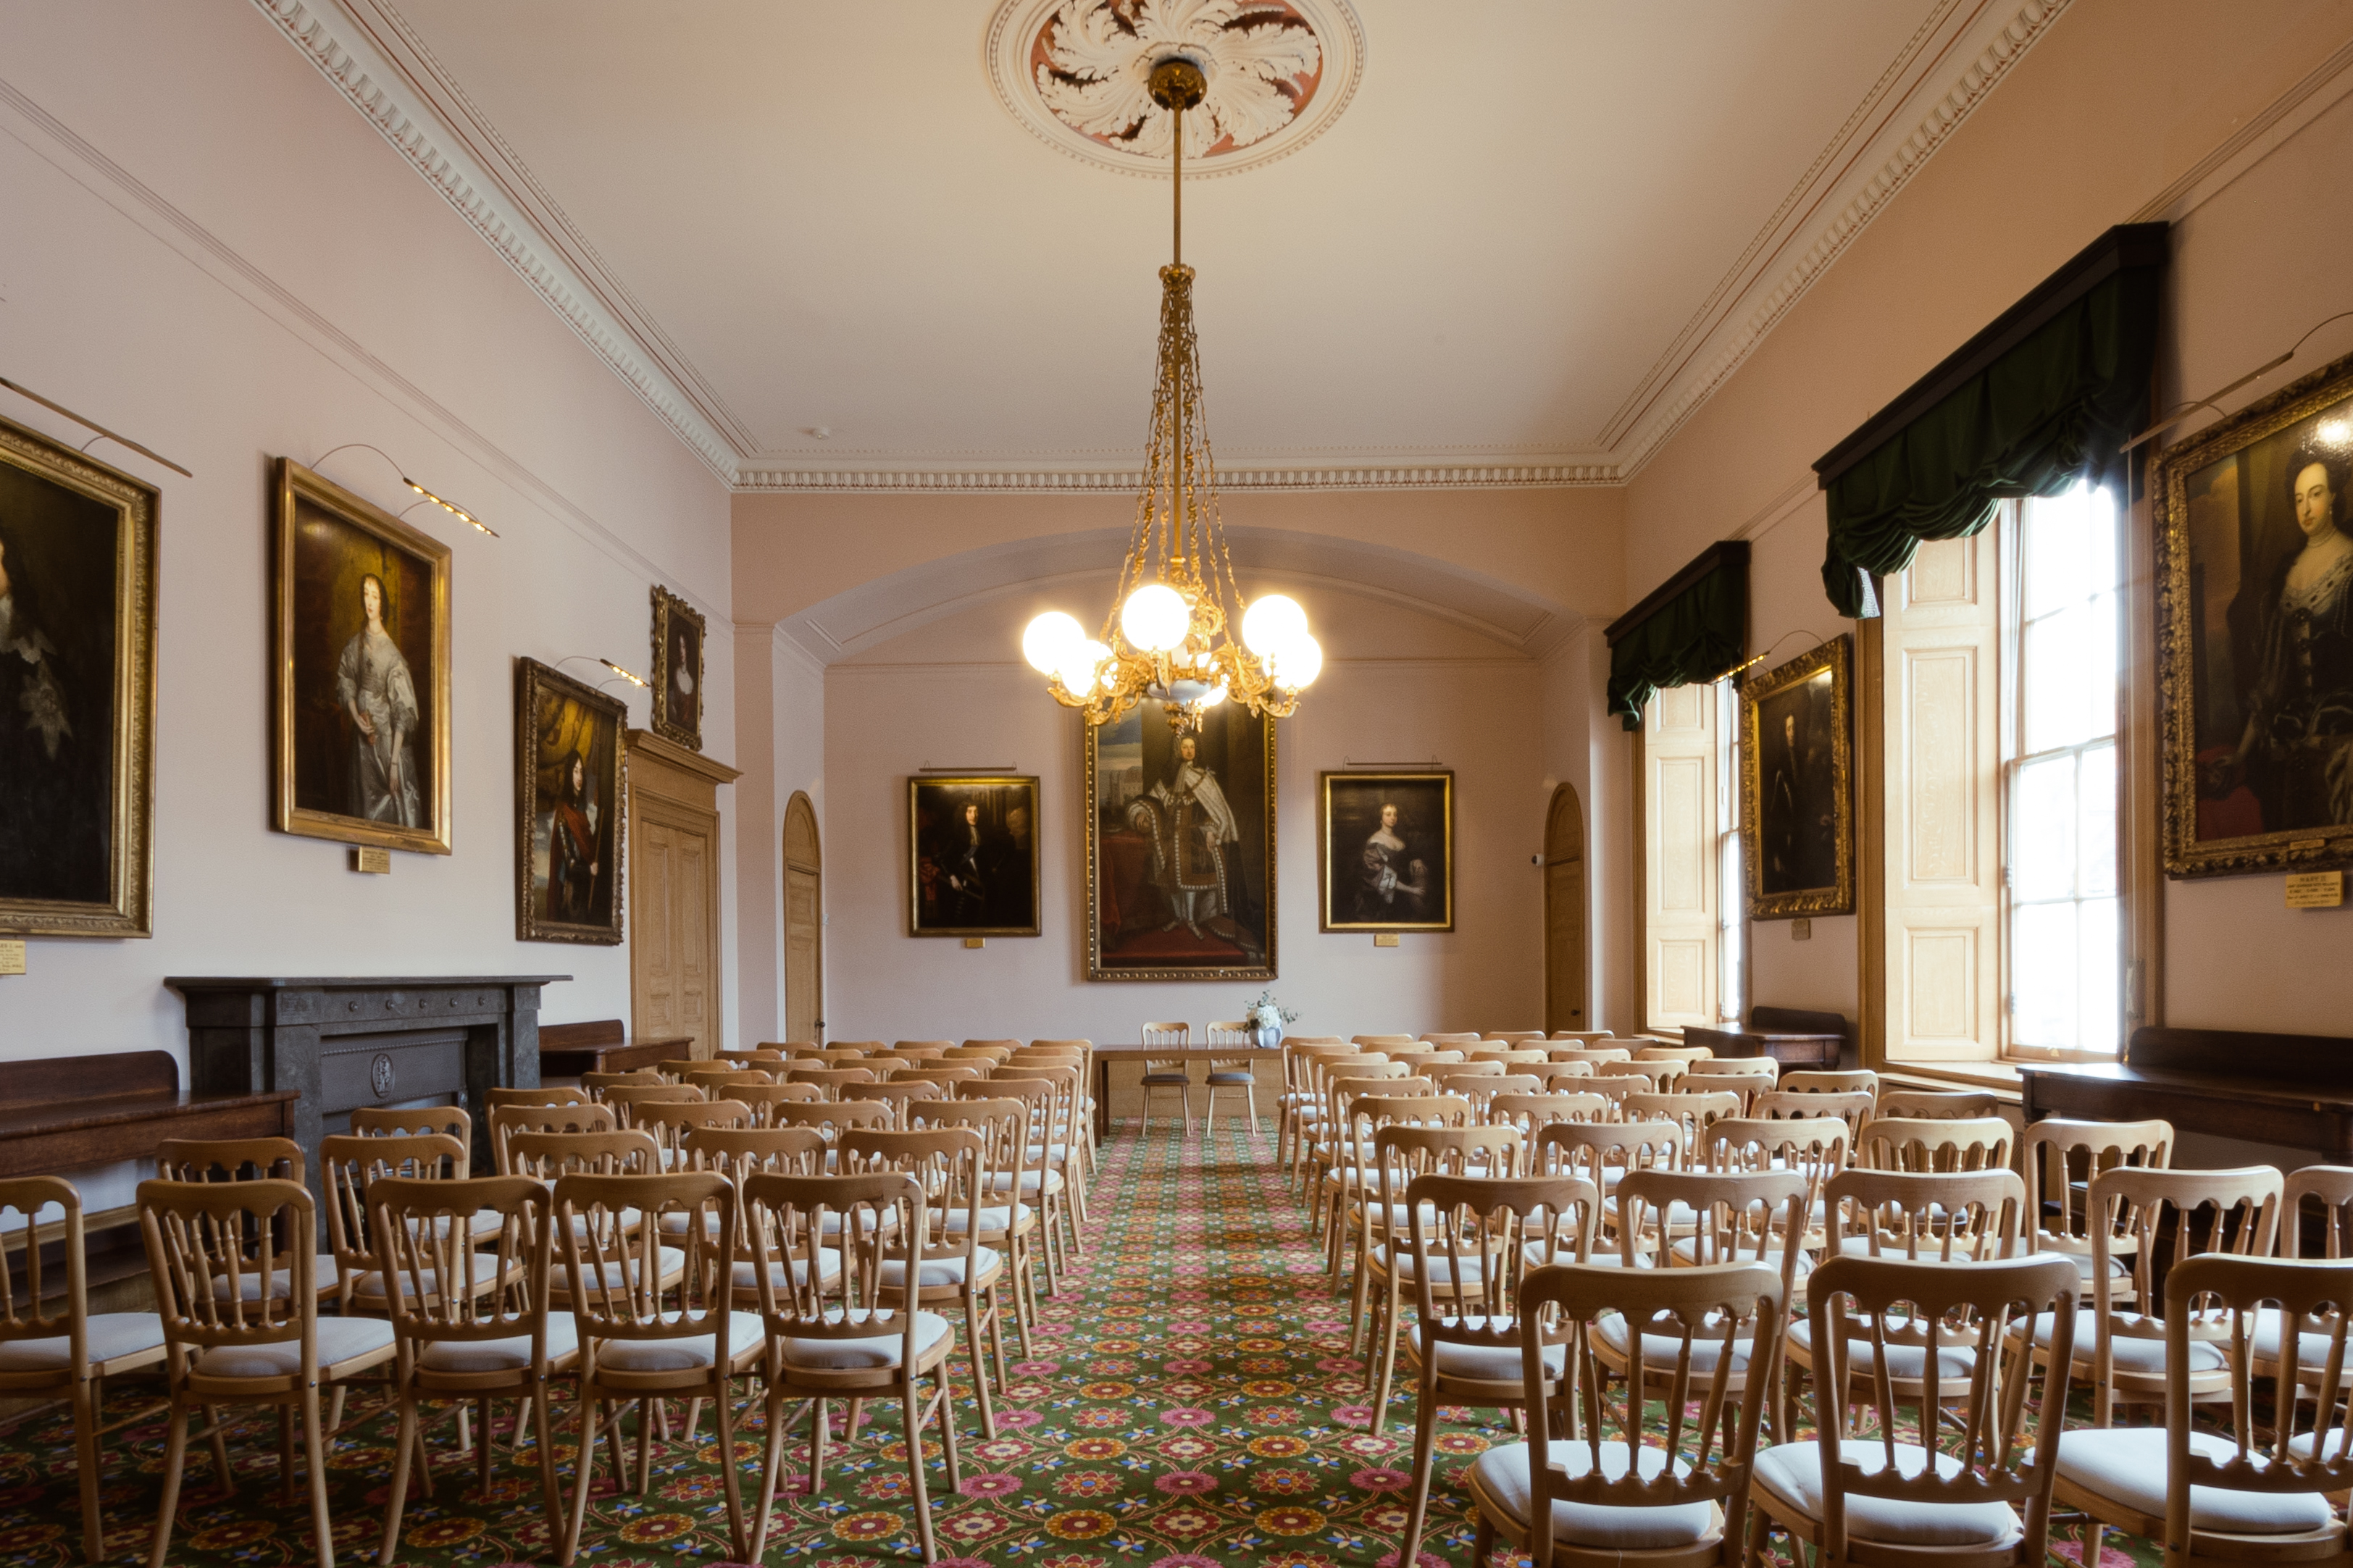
597, 1083, 704, 1128
1457, 1248, 1777, 1568
1679, 1072, 1763, 1112
1353, 1034, 1419, 1048
2026, 1165, 2283, 1430
893, 1040, 955, 1056
1392, 1169, 1599, 1561
0, 1178, 169, 1564
489, 1102, 621, 1175
923, 1096, 1044, 1359
1753, 1253, 2080, 1568
1200, 1020, 1263, 1138
631, 1098, 753, 1171
1529, 1061, 1597, 1089
1634, 1044, 1714, 1064
1489, 1092, 1616, 1149
1700, 1055, 1779, 1081
771, 1099, 893, 1159
580, 1068, 664, 1096
1547, 1029, 1617, 1042
1783, 1068, 1878, 1097
154, 1136, 304, 1184
555, 1170, 755, 1565
842, 1080, 948, 1127
1139, 1020, 1194, 1134
743, 1170, 961, 1563
1702, 1116, 1853, 1254
718, 1048, 785, 1065
1855, 1115, 2014, 1173
1550, 1045, 1633, 1065
1303, 1060, 1409, 1223
1318, 1076, 1439, 1267
897, 1065, 985, 1088
2257, 1166, 2353, 1404
318, 1133, 497, 1317
1276, 1040, 1358, 1174
1483, 1031, 1550, 1045
1011, 1060, 1093, 1227
485, 1085, 591, 1109
1876, 1086, 2002, 1119
2053, 1252, 2353, 1568
1529, 1120, 1684, 1261
1289, 1052, 1384, 1193
1346, 1110, 1492, 1359
137, 1177, 397, 1568
2022, 1117, 2173, 1304
1597, 1058, 1687, 1089
986, 1073, 1077, 1290
1752, 1088, 1874, 1145
1624, 1090, 1743, 1162
682, 1066, 776, 1091
348, 1104, 471, 1152
733, 1081, 826, 1126
367, 1174, 572, 1566
840, 1126, 1012, 1438
787, 1065, 877, 1097
655, 1059, 705, 1081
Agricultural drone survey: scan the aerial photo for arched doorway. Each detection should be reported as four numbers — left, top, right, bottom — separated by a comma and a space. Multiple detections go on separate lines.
783, 792, 823, 1044
1543, 783, 1587, 1033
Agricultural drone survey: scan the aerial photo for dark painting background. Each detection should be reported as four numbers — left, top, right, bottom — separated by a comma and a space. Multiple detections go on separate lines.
532, 687, 621, 927
290, 496, 436, 823
0, 461, 120, 904
666, 617, 702, 735
1755, 670, 1839, 896
1324, 776, 1450, 926
911, 779, 1038, 933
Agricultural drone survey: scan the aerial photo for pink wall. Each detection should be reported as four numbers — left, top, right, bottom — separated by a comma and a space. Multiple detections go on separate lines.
0, 3, 735, 1071
1618, 0, 2353, 1034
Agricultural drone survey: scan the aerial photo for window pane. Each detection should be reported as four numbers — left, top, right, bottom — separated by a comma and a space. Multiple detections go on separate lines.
2024, 490, 2089, 619
2078, 742, 2117, 898
2013, 754, 2076, 902
2013, 902, 2080, 1048
2022, 606, 2089, 752
2077, 895, 2120, 1055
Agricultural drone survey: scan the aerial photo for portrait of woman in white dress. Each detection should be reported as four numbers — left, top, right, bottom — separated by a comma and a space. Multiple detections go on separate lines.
334, 571, 422, 828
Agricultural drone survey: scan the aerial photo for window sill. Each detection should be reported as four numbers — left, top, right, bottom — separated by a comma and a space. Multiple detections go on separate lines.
1880, 1059, 2024, 1101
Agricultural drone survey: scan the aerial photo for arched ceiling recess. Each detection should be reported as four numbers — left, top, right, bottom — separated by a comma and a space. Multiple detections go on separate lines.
778, 526, 1579, 666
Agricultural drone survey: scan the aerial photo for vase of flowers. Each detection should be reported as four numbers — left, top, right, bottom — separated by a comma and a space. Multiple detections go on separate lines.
1247, 990, 1297, 1049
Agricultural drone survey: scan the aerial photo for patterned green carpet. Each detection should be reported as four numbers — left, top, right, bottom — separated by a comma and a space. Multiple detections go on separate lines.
0, 1122, 2163, 1567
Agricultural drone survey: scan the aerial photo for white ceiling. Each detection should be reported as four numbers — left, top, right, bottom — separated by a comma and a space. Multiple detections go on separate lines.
275, 0, 2066, 487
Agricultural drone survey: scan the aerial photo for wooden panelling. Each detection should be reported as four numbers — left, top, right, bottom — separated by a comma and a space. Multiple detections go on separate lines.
625, 729, 739, 1059
1904, 646, 1977, 884
1905, 535, 1976, 607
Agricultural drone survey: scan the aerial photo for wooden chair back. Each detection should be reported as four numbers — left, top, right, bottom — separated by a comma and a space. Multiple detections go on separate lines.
553, 1171, 735, 1360
895, 1066, 985, 1088
1487, 1092, 1616, 1146
1782, 1068, 1878, 1097
1550, 1045, 1632, 1065
1352, 1035, 1417, 1047
2022, 1117, 2172, 1272
319, 1132, 466, 1296
506, 1128, 660, 1183
1826, 1167, 2028, 1267
367, 1173, 550, 1367
1678, 1072, 1760, 1111
1876, 1087, 2002, 1120
1614, 1168, 1810, 1286
680, 1125, 829, 1181
1547, 1030, 1617, 1043
632, 1099, 754, 1167
138, 1177, 315, 1385
1531, 1118, 1683, 1184
1803, 1253, 2081, 1558
580, 1069, 664, 1094
350, 1104, 471, 1157
1634, 1044, 1713, 1064
1421, 1032, 1484, 1047
2283, 1165, 2353, 1259
1482, 1031, 1549, 1045
893, 1041, 955, 1055
0, 1178, 85, 1372
1407, 1170, 1597, 1347
1597, 1058, 1687, 1089
485, 1085, 590, 1109
487, 1102, 618, 1174
719, 1048, 785, 1065
1701, 1055, 1779, 1080
769, 1101, 893, 1145
597, 1084, 705, 1127
682, 1067, 776, 1090
1527, 1061, 1595, 1090
787, 1066, 877, 1096
740, 1171, 924, 1365
839, 1127, 985, 1288
842, 1081, 948, 1126
1705, 1115, 1852, 1196
1752, 1088, 1873, 1144
1623, 1090, 1742, 1151
1855, 1115, 2014, 1174
732, 1081, 827, 1126
155, 1137, 304, 1184
2089, 1165, 2284, 1372
1140, 1021, 1190, 1055
656, 1060, 703, 1081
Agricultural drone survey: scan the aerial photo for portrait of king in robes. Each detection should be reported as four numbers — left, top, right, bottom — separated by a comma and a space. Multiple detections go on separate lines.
1087, 701, 1274, 979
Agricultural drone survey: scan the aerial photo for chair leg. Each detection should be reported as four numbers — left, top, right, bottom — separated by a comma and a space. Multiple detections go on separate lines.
964, 1291, 997, 1439
1370, 1289, 1403, 1438
987, 1278, 1012, 1399
714, 1375, 748, 1563
935, 1362, 962, 1492
752, 1388, 792, 1563
378, 1391, 419, 1567
72, 1378, 102, 1564
1399, 1380, 1442, 1566
559, 1386, 597, 1568
903, 1379, 936, 1564
146, 1406, 191, 1568
301, 1389, 334, 1568
532, 1377, 562, 1558
204, 1404, 234, 1496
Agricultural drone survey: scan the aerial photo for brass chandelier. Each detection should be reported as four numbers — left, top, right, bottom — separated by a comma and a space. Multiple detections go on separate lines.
1022, 57, 1320, 734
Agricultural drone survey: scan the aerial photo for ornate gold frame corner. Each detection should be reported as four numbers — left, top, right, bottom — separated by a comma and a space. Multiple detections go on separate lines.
1316, 769, 1455, 932
2155, 349, 2353, 879
648, 584, 706, 753
514, 657, 627, 945
270, 458, 453, 856
1083, 706, 1277, 982
1739, 634, 1856, 921
0, 414, 157, 937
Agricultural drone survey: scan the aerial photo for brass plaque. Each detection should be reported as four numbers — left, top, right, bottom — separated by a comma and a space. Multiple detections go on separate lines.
1374, 932, 1400, 948
963, 936, 985, 949
351, 846, 391, 875
0, 940, 24, 976
2286, 871, 2344, 910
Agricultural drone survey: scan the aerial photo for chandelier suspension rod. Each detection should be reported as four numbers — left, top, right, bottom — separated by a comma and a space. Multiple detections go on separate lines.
1171, 93, 1184, 584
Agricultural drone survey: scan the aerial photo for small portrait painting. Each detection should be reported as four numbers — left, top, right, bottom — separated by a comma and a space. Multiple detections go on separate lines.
515, 658, 626, 943
0, 415, 156, 936
908, 775, 1040, 937
1319, 771, 1454, 931
1740, 635, 1855, 919
273, 460, 451, 854
649, 584, 705, 752
1086, 702, 1275, 980
2158, 352, 2353, 876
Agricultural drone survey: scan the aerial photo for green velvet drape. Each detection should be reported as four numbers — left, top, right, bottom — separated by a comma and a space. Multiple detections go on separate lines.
1606, 552, 1747, 729
1821, 267, 2161, 617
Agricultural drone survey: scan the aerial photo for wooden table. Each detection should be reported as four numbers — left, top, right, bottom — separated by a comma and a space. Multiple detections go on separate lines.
1684, 1023, 1842, 1070
1087, 1044, 1282, 1140
2020, 1026, 2353, 1162
538, 1020, 695, 1080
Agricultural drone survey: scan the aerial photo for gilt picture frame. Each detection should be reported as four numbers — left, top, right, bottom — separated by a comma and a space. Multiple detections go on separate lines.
908, 774, 1041, 937
1739, 634, 1855, 920
2157, 351, 2353, 878
515, 658, 627, 944
1084, 702, 1276, 981
648, 584, 705, 752
1318, 770, 1453, 932
0, 414, 157, 937
272, 458, 451, 855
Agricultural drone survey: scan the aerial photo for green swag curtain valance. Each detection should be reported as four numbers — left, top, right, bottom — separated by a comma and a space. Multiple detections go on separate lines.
1818, 231, 2164, 618
1605, 542, 1747, 729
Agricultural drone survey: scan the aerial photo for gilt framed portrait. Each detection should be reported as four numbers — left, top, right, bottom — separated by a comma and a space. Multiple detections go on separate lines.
272, 459, 451, 855
1319, 771, 1453, 931
908, 774, 1040, 936
516, 658, 626, 944
1739, 635, 1855, 919
2157, 351, 2353, 877
1085, 701, 1275, 981
0, 415, 156, 937
649, 584, 704, 752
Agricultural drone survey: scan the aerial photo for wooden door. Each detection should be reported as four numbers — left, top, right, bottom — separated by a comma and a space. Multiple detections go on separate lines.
624, 729, 737, 1060
783, 791, 823, 1044
1543, 783, 1587, 1032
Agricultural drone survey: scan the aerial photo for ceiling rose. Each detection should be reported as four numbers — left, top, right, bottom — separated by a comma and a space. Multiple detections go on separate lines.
986, 0, 1364, 178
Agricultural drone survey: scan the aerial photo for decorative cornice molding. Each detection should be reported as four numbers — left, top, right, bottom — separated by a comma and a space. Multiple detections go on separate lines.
1605, 0, 2070, 479
249, 0, 745, 483
735, 461, 1620, 493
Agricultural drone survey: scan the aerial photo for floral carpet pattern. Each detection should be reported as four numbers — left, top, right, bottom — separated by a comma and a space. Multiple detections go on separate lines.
0, 1120, 2168, 1568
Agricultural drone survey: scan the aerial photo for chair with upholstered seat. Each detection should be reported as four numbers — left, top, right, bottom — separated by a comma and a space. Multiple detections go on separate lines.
1751, 1252, 2079, 1568
488, 1102, 621, 1175
367, 1173, 574, 1566
2053, 1251, 2353, 1568
1752, 1087, 1874, 1145
981, 1075, 1073, 1294
1527, 1120, 1684, 1254
319, 1133, 505, 1320
1458, 1251, 1778, 1568
138, 1177, 398, 1568
1356, 1118, 1510, 1386
842, 1080, 948, 1127
0, 1178, 170, 1564
1597, 1058, 1688, 1090
1276, 1041, 1358, 1178
1318, 1076, 1441, 1271
630, 1098, 753, 1170
556, 1170, 756, 1565
745, 1168, 962, 1562
1139, 1020, 1194, 1134
1200, 1019, 1264, 1139
2022, 1117, 2173, 1305
924, 1095, 1044, 1360
1855, 1114, 2014, 1173
2254, 1166, 2353, 1409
